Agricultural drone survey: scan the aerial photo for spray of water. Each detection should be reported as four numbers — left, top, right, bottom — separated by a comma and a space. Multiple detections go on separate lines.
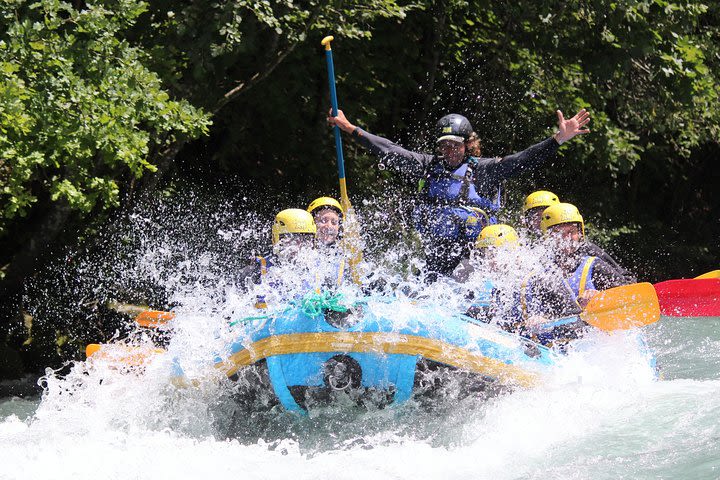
4, 188, 717, 479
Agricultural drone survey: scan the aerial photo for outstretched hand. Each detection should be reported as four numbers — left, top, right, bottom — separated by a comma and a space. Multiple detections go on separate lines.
327, 109, 356, 134
554, 108, 591, 145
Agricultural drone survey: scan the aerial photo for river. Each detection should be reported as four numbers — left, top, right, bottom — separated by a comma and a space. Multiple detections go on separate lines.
1, 315, 719, 480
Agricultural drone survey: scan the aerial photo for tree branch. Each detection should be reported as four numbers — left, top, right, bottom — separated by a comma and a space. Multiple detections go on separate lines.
212, 6, 323, 115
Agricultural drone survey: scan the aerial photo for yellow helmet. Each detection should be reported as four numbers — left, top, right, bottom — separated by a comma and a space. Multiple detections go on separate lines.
475, 224, 520, 249
523, 190, 560, 212
307, 197, 344, 217
272, 209, 317, 245
540, 203, 585, 236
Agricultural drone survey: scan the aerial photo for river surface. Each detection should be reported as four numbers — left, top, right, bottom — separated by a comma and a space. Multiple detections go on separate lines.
1, 315, 719, 480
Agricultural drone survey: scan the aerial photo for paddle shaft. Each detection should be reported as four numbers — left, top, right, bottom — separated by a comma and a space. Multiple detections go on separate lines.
322, 35, 362, 285
322, 36, 351, 212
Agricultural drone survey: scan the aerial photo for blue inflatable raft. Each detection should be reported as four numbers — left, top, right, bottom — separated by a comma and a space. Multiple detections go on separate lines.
212, 293, 557, 413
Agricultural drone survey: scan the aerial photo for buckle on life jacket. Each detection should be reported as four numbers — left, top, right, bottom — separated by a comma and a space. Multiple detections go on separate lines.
462, 206, 492, 241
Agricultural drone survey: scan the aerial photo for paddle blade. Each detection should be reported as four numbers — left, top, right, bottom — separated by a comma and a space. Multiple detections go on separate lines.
135, 310, 175, 328
86, 343, 102, 358
85, 343, 165, 367
695, 270, 720, 280
581, 282, 660, 331
653, 278, 720, 317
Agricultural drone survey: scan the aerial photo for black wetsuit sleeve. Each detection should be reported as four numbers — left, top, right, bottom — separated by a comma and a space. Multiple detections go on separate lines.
591, 259, 631, 290
352, 128, 434, 181
582, 241, 637, 283
451, 257, 475, 283
473, 137, 559, 192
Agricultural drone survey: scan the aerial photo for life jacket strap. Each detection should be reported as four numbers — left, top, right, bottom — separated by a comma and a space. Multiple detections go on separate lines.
578, 256, 598, 298
256, 256, 268, 276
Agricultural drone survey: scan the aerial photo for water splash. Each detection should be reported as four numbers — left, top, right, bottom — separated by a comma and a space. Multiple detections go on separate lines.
4, 190, 718, 479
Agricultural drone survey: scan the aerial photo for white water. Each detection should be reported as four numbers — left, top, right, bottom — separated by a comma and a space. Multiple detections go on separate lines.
3, 318, 719, 479
2, 198, 719, 479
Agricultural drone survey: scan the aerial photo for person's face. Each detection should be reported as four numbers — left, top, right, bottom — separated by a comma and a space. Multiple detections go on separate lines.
548, 223, 582, 255
478, 247, 499, 270
437, 140, 466, 167
276, 233, 314, 261
523, 207, 545, 233
313, 208, 341, 246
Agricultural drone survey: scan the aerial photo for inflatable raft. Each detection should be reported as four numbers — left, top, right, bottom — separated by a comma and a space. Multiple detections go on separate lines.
211, 293, 556, 413
86, 283, 664, 413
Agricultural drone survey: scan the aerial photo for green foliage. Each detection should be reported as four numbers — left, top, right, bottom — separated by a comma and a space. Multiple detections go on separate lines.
0, 0, 210, 235
134, 0, 416, 108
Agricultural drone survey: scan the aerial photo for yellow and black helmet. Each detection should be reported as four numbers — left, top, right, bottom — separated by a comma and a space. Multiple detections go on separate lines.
475, 224, 520, 249
540, 202, 585, 236
271, 209, 317, 245
523, 190, 560, 212
307, 197, 344, 217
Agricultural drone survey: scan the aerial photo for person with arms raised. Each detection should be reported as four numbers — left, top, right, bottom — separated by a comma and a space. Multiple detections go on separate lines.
328, 108, 591, 282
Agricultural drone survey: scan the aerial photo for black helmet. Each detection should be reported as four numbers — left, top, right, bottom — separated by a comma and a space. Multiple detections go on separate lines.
436, 114, 473, 143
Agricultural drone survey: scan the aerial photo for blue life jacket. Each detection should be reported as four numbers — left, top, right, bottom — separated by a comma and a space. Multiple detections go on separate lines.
567, 256, 597, 300
414, 159, 500, 240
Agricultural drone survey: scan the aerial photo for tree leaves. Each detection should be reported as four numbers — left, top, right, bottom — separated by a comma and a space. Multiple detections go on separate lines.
0, 0, 210, 236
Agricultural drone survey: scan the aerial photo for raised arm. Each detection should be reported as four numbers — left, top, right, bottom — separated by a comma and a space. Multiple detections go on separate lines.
473, 108, 591, 191
328, 109, 433, 181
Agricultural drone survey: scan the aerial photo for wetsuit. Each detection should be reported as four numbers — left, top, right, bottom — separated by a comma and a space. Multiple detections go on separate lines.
237, 253, 276, 288
579, 241, 636, 284
349, 128, 559, 279
237, 253, 277, 308
519, 268, 582, 320
513, 268, 586, 348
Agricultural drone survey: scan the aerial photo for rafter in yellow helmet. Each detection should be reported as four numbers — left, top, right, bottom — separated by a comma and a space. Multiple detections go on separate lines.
523, 190, 560, 212
272, 209, 317, 245
307, 197, 344, 216
540, 202, 585, 236
475, 224, 520, 249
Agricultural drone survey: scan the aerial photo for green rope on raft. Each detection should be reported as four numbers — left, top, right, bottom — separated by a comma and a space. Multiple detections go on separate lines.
229, 291, 354, 326
295, 291, 349, 317
229, 315, 267, 327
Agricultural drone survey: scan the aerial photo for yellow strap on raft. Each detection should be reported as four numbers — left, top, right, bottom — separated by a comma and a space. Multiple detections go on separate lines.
216, 331, 540, 389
